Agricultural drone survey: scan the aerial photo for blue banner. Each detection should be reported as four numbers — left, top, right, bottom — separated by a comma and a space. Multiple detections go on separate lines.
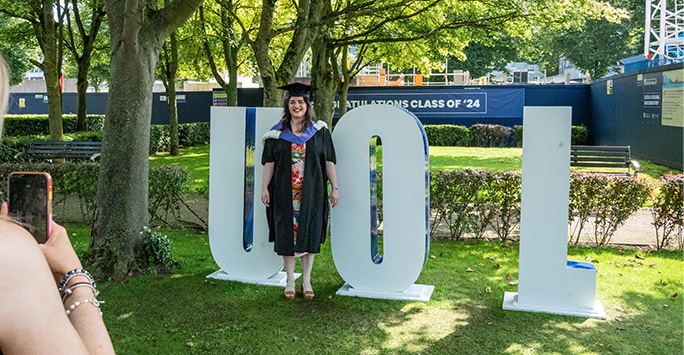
334, 88, 524, 120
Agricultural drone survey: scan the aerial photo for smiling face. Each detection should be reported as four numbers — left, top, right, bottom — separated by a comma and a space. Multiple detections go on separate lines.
288, 96, 307, 120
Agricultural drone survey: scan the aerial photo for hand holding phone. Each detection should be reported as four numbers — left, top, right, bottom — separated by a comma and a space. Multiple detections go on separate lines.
7, 172, 52, 243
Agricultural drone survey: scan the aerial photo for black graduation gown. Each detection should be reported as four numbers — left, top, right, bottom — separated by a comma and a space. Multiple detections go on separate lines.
261, 125, 336, 256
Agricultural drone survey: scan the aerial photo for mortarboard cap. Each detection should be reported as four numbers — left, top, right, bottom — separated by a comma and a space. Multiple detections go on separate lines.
278, 82, 316, 102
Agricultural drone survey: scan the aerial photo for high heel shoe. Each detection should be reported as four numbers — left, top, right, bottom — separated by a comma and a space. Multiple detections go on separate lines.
300, 284, 314, 301
284, 281, 295, 300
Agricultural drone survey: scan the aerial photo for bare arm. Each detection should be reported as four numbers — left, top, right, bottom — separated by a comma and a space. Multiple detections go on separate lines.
262, 162, 274, 207
0, 221, 89, 354
45, 223, 115, 355
326, 161, 339, 207
0, 203, 114, 355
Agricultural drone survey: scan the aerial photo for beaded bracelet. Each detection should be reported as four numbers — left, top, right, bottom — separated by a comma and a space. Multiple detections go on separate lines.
58, 269, 96, 293
61, 282, 100, 302
65, 298, 103, 317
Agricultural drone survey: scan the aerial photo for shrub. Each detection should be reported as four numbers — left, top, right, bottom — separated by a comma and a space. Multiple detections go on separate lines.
429, 169, 495, 240
140, 226, 177, 274
0, 135, 42, 161
178, 122, 211, 147
0, 162, 190, 227
513, 125, 523, 147
148, 165, 191, 226
592, 176, 650, 246
424, 125, 469, 146
568, 173, 650, 246
430, 170, 480, 240
68, 131, 103, 142
0, 161, 96, 214
571, 125, 589, 145
488, 171, 521, 241
3, 114, 105, 136
469, 124, 513, 147
149, 124, 171, 154
515, 125, 589, 147
650, 174, 684, 250
568, 172, 604, 245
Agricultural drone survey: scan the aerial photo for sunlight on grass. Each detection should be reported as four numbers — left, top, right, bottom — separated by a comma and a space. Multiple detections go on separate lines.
378, 302, 469, 352
117, 312, 133, 320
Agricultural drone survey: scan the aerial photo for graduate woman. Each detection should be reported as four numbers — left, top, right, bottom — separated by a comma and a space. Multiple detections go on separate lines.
261, 83, 339, 300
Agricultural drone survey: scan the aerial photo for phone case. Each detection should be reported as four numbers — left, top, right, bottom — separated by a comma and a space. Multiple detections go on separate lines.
7, 171, 53, 242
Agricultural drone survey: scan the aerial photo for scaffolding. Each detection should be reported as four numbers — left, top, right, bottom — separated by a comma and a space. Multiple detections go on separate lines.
644, 0, 684, 64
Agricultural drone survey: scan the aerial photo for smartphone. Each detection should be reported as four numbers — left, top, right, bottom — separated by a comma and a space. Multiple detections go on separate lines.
8, 172, 52, 243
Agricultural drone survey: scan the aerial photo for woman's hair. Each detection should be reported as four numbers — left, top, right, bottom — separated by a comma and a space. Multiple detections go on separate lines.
281, 95, 316, 131
0, 52, 9, 121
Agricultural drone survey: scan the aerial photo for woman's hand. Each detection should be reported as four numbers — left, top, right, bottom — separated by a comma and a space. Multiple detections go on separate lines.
40, 221, 83, 284
1, 202, 82, 284
261, 188, 270, 207
330, 187, 339, 208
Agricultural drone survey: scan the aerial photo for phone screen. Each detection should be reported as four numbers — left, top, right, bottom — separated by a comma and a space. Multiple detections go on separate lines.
8, 172, 52, 243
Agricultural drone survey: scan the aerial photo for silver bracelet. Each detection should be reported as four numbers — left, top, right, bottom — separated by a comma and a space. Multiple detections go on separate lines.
58, 269, 96, 293
61, 283, 100, 302
65, 298, 103, 317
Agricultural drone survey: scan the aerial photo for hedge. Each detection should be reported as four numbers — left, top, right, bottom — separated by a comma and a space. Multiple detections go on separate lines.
424, 124, 589, 148
0, 122, 210, 161
3, 114, 105, 136
468, 124, 514, 148
431, 170, 677, 248
514, 125, 589, 147
0, 162, 191, 227
423, 125, 469, 146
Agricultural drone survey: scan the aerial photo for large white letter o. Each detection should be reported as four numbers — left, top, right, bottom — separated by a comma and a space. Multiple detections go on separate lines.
331, 104, 430, 292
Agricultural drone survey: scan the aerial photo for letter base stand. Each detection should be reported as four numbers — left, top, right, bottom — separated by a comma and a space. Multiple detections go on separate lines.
502, 292, 607, 319
336, 283, 434, 302
207, 270, 301, 287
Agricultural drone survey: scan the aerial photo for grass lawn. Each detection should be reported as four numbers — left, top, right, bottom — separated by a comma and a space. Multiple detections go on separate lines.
150, 145, 681, 194
65, 224, 683, 354
149, 145, 210, 193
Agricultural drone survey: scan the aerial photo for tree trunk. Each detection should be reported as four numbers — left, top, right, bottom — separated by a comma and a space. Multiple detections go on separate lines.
76, 58, 89, 131
226, 44, 238, 107
338, 80, 351, 118
43, 60, 64, 141
167, 82, 179, 155
252, 0, 325, 107
87, 0, 204, 281
310, 33, 335, 127
168, 31, 179, 156
39, 0, 64, 141
87, 42, 156, 280
221, 0, 238, 107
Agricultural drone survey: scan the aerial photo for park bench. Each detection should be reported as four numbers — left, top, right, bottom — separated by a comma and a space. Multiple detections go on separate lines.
570, 145, 640, 176
18, 141, 102, 161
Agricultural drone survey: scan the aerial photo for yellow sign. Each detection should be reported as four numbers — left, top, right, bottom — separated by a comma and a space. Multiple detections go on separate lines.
19, 98, 25, 108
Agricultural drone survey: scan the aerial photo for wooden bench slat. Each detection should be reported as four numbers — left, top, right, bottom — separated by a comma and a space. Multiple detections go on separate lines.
571, 145, 630, 152
571, 157, 629, 163
572, 162, 630, 168
571, 151, 630, 158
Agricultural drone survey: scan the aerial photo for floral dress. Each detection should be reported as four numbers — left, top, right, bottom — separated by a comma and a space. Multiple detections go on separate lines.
291, 143, 307, 256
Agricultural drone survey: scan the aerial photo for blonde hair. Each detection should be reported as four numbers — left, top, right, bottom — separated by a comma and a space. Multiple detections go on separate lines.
0, 52, 8, 120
